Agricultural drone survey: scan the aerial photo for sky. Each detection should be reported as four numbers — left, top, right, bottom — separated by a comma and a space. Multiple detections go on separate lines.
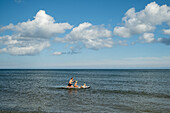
0, 0, 170, 69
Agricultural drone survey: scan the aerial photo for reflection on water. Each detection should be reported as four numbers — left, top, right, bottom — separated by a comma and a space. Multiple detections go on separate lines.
68, 89, 78, 95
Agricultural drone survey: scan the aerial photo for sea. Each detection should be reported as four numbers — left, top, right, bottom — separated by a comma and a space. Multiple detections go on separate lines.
0, 69, 170, 113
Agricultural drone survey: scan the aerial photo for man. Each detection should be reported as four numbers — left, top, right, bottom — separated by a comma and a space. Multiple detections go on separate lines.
67, 77, 75, 87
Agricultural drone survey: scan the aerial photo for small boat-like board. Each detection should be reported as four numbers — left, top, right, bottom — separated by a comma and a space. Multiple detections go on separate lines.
61, 86, 90, 89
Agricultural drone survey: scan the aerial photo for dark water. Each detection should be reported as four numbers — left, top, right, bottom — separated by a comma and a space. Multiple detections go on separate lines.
0, 69, 170, 113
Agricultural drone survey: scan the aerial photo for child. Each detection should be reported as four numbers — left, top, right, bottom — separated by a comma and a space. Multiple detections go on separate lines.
81, 83, 86, 88
74, 81, 79, 87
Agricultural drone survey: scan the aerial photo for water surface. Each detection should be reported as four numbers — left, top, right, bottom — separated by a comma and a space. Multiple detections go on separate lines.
0, 69, 170, 112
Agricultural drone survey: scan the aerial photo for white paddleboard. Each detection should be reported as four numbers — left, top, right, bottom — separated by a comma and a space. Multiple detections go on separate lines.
61, 86, 90, 89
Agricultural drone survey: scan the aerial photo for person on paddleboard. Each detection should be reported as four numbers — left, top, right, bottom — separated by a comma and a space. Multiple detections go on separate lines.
81, 83, 86, 88
67, 77, 75, 87
74, 81, 79, 88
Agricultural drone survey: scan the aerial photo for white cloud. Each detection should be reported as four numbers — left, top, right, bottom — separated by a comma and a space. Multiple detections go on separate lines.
53, 51, 62, 56
136, 36, 170, 45
0, 35, 50, 55
0, 48, 7, 53
55, 22, 113, 50
0, 10, 73, 55
114, 26, 131, 38
163, 29, 170, 35
1, 11, 113, 55
8, 41, 50, 55
0, 35, 20, 45
0, 10, 73, 38
114, 2, 170, 38
139, 33, 155, 43
157, 37, 170, 45
117, 40, 128, 46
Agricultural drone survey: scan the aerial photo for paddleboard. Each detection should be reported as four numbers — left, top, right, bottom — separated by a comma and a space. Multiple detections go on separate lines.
61, 86, 90, 89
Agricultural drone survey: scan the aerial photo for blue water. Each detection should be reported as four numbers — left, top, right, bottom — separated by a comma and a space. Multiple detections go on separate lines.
0, 69, 170, 113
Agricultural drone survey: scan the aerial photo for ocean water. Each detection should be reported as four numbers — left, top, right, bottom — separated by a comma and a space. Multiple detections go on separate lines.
0, 69, 170, 113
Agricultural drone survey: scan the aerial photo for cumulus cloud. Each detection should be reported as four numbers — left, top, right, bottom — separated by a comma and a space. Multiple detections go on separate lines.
55, 22, 113, 50
8, 42, 50, 55
0, 10, 72, 55
158, 37, 170, 45
163, 29, 170, 35
0, 10, 73, 38
114, 2, 170, 38
136, 35, 170, 45
1, 10, 114, 55
0, 34, 50, 55
139, 33, 155, 43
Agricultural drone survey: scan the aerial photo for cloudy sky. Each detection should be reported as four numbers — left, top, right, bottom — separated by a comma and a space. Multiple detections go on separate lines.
0, 0, 170, 69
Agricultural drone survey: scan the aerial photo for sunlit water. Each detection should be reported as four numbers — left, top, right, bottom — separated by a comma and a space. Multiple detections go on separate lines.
0, 69, 170, 113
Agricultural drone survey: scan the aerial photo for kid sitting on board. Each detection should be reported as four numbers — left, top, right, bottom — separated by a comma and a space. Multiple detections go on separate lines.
81, 83, 86, 88
74, 81, 79, 87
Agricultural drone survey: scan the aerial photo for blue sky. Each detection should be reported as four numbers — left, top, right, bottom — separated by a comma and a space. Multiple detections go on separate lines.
0, 0, 170, 69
